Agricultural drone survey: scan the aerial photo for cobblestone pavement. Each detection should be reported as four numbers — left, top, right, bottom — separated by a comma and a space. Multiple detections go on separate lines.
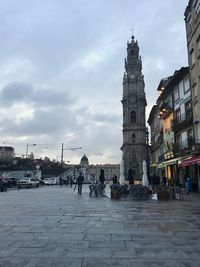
0, 185, 200, 267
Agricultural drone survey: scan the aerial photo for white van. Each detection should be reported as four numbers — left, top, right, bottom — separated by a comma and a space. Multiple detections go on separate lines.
43, 177, 59, 185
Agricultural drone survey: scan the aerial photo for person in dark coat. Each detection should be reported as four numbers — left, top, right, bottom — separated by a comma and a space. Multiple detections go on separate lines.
99, 174, 105, 185
162, 176, 167, 186
112, 175, 118, 185
76, 172, 84, 195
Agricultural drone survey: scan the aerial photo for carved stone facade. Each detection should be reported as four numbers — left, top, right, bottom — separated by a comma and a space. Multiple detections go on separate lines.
121, 36, 147, 180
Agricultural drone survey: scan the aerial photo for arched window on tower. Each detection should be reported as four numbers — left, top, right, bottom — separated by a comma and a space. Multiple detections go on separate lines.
131, 49, 134, 56
130, 111, 136, 123
132, 133, 136, 143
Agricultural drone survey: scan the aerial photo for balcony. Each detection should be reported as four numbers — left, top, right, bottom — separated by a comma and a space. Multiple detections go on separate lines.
159, 103, 173, 120
173, 138, 195, 155
172, 110, 193, 132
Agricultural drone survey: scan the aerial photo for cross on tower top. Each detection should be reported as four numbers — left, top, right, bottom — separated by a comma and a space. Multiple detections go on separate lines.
131, 26, 134, 37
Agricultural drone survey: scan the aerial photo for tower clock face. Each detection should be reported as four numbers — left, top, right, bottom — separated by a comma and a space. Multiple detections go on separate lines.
130, 74, 135, 79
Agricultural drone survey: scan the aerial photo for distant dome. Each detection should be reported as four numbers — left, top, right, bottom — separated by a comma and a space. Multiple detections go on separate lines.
81, 154, 88, 162
80, 154, 89, 168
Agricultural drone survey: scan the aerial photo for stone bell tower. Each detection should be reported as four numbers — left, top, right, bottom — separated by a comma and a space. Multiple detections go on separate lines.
121, 36, 147, 180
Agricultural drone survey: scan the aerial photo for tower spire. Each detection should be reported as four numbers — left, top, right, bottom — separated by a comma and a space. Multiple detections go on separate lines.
121, 37, 147, 180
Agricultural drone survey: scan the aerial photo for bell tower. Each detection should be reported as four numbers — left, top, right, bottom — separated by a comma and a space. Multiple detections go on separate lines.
121, 36, 147, 180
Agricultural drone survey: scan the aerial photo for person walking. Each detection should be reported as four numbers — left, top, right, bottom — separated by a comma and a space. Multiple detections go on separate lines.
76, 172, 84, 195
99, 173, 105, 185
185, 176, 191, 195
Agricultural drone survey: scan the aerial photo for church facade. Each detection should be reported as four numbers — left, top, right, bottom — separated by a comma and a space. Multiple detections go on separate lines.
121, 36, 147, 180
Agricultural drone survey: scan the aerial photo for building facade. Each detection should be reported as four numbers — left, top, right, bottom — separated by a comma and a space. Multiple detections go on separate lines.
0, 146, 15, 159
64, 155, 119, 183
121, 36, 147, 180
185, 0, 200, 146
148, 67, 199, 191
79, 154, 119, 181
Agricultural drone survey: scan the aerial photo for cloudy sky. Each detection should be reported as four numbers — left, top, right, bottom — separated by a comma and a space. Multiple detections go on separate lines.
0, 0, 189, 164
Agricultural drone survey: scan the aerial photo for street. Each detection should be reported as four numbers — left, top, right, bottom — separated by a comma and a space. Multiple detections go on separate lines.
0, 185, 200, 267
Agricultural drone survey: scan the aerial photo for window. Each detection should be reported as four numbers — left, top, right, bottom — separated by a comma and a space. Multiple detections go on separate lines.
190, 49, 195, 66
185, 101, 192, 120
195, 0, 200, 13
130, 111, 136, 123
176, 134, 181, 150
174, 86, 180, 102
197, 35, 200, 59
187, 129, 193, 139
193, 84, 198, 104
187, 15, 192, 26
132, 133, 136, 143
175, 108, 181, 123
131, 49, 134, 56
184, 77, 190, 94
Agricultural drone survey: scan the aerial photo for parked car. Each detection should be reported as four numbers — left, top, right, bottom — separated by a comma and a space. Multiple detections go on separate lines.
0, 179, 7, 192
43, 177, 59, 185
17, 178, 39, 189
6, 178, 17, 188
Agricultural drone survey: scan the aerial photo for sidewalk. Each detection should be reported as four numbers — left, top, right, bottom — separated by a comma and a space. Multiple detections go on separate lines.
0, 185, 199, 266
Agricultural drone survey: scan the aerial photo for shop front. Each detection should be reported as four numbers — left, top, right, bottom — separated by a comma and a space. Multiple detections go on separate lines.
179, 154, 200, 192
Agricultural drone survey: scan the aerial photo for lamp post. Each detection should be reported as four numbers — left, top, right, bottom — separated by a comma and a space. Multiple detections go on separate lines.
25, 144, 36, 159
60, 143, 82, 165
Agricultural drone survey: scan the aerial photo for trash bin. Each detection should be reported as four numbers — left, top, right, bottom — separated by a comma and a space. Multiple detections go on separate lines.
157, 191, 170, 200
111, 187, 121, 199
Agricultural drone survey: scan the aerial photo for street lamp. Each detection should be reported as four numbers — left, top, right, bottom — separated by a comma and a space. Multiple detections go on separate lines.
60, 143, 82, 165
25, 144, 36, 159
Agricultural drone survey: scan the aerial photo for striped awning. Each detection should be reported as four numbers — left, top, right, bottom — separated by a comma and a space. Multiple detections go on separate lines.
180, 155, 200, 167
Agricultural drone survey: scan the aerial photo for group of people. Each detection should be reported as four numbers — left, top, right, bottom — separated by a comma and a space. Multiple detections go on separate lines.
71, 172, 120, 195
150, 173, 192, 195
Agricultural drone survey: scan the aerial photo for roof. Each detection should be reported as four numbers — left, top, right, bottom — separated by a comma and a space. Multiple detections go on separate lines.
0, 146, 14, 151
147, 105, 158, 124
80, 154, 88, 162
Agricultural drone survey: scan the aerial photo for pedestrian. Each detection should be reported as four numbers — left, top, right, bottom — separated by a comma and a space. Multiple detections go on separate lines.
128, 172, 134, 185
112, 175, 118, 185
76, 172, 84, 195
99, 173, 105, 185
185, 176, 191, 195
70, 177, 73, 188
162, 176, 167, 186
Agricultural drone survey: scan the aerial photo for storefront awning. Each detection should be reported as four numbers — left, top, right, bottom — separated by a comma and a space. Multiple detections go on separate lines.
180, 154, 200, 167
157, 156, 189, 168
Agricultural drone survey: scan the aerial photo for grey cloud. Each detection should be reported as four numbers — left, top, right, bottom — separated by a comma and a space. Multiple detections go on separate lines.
0, 81, 76, 107
0, 0, 189, 163
0, 106, 78, 136
1, 82, 33, 104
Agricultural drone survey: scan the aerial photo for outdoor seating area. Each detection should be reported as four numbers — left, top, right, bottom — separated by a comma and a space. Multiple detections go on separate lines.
150, 185, 189, 200
129, 185, 149, 200
110, 184, 149, 200
89, 183, 106, 197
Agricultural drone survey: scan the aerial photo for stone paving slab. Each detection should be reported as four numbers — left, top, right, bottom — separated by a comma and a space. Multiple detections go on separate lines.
0, 185, 200, 266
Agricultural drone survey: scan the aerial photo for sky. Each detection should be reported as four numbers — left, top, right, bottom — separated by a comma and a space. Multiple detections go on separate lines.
0, 0, 189, 165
